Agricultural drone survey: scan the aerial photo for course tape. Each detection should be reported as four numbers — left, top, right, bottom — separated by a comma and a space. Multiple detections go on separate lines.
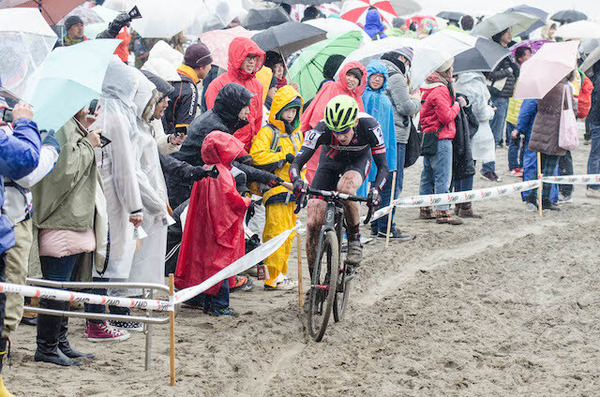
0, 282, 172, 312
369, 180, 541, 223
541, 174, 600, 185
173, 226, 298, 304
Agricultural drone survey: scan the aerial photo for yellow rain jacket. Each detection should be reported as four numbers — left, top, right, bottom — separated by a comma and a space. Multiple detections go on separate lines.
250, 85, 304, 204
255, 66, 273, 103
506, 97, 523, 125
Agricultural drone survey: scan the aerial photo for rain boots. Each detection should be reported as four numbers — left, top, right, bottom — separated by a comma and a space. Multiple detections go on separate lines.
457, 202, 482, 218
34, 299, 82, 366
58, 315, 94, 359
0, 337, 14, 397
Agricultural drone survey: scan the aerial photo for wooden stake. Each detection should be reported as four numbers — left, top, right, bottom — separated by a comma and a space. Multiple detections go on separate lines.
385, 171, 397, 248
168, 274, 176, 386
297, 232, 303, 307
537, 152, 543, 218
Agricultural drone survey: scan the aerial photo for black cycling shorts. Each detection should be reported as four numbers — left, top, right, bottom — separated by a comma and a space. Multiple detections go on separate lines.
311, 149, 372, 192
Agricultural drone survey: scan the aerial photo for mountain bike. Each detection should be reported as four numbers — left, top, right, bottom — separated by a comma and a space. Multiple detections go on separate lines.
295, 184, 374, 342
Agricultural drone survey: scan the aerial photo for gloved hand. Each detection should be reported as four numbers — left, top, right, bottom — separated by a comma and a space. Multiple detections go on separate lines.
190, 166, 208, 181
292, 178, 306, 198
41, 129, 61, 154
267, 176, 284, 188
205, 165, 219, 179
236, 154, 254, 166
107, 13, 131, 37
285, 153, 295, 163
367, 188, 381, 207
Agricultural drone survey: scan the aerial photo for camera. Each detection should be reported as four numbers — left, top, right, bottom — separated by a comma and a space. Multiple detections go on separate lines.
174, 125, 187, 137
128, 6, 142, 21
1, 108, 13, 123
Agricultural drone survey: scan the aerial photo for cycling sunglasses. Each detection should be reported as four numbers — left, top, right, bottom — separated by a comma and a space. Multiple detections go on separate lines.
331, 127, 352, 135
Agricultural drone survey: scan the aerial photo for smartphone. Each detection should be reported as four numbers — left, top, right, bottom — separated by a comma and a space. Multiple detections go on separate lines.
174, 125, 187, 137
1, 108, 13, 123
87, 99, 99, 117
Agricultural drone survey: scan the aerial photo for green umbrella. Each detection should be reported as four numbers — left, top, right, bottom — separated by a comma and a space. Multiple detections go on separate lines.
288, 30, 363, 101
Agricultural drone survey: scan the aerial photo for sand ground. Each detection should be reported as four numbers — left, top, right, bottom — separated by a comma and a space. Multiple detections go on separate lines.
5, 137, 600, 396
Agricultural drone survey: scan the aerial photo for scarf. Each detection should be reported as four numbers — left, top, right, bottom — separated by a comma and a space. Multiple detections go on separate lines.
425, 72, 455, 99
276, 76, 287, 89
177, 64, 200, 84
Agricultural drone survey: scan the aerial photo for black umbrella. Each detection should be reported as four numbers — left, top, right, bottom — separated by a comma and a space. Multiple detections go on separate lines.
242, 7, 292, 31
454, 37, 510, 74
252, 22, 327, 56
505, 5, 547, 37
551, 10, 588, 24
436, 11, 464, 23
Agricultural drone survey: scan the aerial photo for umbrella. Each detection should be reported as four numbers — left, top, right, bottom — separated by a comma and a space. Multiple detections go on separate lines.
340, 36, 418, 68
513, 40, 579, 99
550, 10, 587, 24
199, 26, 256, 70
411, 29, 477, 88
471, 12, 541, 39
582, 38, 600, 55
0, 0, 85, 25
341, 0, 397, 26
287, 31, 363, 100
453, 37, 510, 74
252, 22, 326, 56
555, 21, 600, 39
83, 5, 120, 38
130, 0, 197, 38
186, 0, 245, 36
22, 39, 121, 130
59, 4, 104, 25
510, 39, 552, 56
0, 8, 57, 98
504, 5, 547, 38
242, 7, 291, 31
267, 0, 331, 4
580, 46, 600, 73
304, 17, 371, 42
436, 11, 464, 23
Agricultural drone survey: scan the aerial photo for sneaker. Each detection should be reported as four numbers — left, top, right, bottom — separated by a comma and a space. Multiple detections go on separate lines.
480, 171, 498, 182
346, 240, 363, 265
86, 321, 131, 342
542, 201, 561, 211
264, 275, 297, 291
492, 172, 502, 182
108, 320, 144, 332
509, 169, 523, 177
435, 210, 463, 225
556, 193, 573, 204
208, 307, 239, 317
377, 228, 415, 242
586, 189, 600, 199
230, 275, 254, 292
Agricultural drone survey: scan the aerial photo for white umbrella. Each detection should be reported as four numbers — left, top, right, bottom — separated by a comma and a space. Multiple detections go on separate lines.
0, 8, 57, 98
304, 18, 371, 43
130, 0, 197, 38
471, 12, 540, 39
338, 36, 418, 69
410, 29, 477, 88
580, 46, 600, 73
555, 21, 600, 39
186, 0, 245, 36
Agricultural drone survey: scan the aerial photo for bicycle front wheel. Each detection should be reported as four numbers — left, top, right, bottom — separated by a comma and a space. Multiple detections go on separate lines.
307, 230, 339, 342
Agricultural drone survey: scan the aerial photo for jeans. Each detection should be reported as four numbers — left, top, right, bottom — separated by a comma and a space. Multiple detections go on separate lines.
452, 176, 474, 192
528, 154, 560, 203
202, 281, 229, 310
558, 151, 574, 197
482, 96, 509, 174
507, 122, 525, 170
373, 143, 406, 232
588, 123, 600, 190
419, 139, 453, 211
40, 254, 79, 283
85, 277, 109, 323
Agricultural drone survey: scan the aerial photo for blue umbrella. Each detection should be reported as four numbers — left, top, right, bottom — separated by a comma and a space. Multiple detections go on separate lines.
23, 39, 120, 131
504, 5, 548, 38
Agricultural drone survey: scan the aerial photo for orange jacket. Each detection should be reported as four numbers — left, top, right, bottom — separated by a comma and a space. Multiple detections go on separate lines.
577, 72, 594, 119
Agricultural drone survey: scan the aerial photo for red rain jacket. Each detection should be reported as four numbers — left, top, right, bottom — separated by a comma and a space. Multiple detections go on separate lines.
299, 61, 367, 182
419, 75, 460, 140
175, 131, 251, 295
205, 37, 266, 152
577, 73, 594, 119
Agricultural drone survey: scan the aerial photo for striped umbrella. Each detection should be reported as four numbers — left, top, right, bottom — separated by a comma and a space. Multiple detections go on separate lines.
341, 0, 397, 26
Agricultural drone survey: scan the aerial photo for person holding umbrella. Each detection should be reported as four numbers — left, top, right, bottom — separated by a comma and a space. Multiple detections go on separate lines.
481, 28, 519, 182
586, 62, 600, 199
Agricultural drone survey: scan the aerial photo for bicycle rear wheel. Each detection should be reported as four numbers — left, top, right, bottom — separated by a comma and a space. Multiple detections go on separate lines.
307, 230, 339, 342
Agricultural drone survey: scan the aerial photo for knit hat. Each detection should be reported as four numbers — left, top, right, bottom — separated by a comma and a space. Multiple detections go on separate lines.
184, 43, 213, 68
436, 57, 454, 73
65, 15, 84, 31
396, 47, 414, 64
346, 67, 363, 81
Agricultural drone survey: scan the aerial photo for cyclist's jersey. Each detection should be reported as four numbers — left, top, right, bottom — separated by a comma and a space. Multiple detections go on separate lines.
289, 113, 389, 190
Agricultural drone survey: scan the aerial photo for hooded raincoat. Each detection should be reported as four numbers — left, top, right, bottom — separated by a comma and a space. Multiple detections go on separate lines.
249, 85, 304, 287
300, 61, 367, 182
175, 132, 251, 294
92, 58, 143, 278
364, 8, 388, 40
358, 60, 397, 196
205, 37, 266, 151
454, 72, 496, 162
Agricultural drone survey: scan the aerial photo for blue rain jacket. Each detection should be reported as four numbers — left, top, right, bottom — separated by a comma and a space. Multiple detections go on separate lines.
363, 9, 387, 40
358, 60, 397, 196
0, 118, 41, 253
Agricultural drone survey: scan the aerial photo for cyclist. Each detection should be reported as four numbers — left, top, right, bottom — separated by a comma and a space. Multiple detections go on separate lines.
289, 95, 388, 270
